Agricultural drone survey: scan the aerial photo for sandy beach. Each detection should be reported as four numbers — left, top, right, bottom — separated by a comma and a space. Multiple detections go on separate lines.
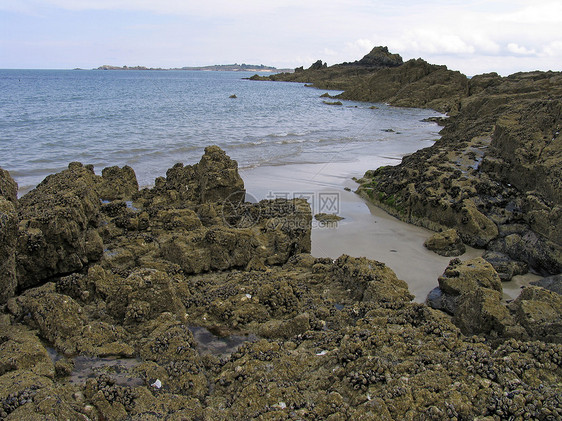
243, 159, 540, 302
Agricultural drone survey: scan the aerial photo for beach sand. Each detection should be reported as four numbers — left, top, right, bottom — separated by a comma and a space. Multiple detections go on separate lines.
242, 159, 539, 303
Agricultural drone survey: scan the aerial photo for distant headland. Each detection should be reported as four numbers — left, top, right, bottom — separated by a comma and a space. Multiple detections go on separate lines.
90, 63, 293, 72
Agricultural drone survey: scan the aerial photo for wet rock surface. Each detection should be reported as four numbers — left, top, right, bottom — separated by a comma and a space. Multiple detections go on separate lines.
0, 169, 18, 305
355, 70, 562, 278
1, 147, 561, 420
424, 228, 466, 257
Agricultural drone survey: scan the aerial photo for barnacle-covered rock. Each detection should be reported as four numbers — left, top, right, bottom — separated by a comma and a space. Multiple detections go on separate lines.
16, 162, 103, 289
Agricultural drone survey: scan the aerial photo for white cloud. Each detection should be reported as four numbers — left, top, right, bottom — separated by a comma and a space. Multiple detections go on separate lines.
507, 43, 537, 56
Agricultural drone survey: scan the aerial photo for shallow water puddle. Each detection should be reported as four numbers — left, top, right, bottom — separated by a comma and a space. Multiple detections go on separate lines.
188, 326, 258, 356
47, 348, 143, 386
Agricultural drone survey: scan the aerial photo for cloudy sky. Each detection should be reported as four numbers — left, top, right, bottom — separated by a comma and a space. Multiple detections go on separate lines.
1, 0, 561, 75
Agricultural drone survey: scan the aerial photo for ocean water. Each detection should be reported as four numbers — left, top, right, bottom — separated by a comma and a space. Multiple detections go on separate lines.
0, 69, 444, 195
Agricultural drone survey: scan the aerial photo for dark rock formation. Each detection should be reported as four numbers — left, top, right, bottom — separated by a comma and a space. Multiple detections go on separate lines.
340, 46, 403, 68
531, 274, 562, 295
424, 228, 466, 256
483, 250, 528, 281
309, 59, 326, 70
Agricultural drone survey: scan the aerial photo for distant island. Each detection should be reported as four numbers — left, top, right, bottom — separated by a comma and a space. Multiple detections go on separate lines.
93, 63, 293, 72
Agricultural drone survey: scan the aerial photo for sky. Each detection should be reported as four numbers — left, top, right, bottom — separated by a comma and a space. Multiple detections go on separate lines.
0, 0, 561, 76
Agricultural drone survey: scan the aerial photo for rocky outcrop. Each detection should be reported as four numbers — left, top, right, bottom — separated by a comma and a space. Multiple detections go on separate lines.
16, 162, 104, 289
0, 169, 18, 304
424, 228, 466, 257
96, 165, 139, 200
531, 274, 562, 295
357, 71, 562, 276
339, 46, 403, 68
154, 145, 245, 205
508, 286, 562, 343
483, 251, 528, 281
427, 257, 562, 342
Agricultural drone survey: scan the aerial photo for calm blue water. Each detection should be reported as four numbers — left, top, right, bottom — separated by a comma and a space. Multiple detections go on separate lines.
0, 69, 443, 194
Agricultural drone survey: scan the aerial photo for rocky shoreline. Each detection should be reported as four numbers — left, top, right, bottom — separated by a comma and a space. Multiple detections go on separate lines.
1, 47, 561, 419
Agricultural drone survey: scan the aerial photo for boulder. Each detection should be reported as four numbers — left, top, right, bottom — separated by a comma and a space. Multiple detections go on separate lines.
453, 288, 514, 336
482, 250, 528, 281
0, 169, 18, 303
530, 274, 562, 295
159, 146, 245, 205
0, 167, 18, 204
508, 286, 562, 342
438, 257, 502, 297
16, 163, 104, 289
427, 257, 502, 315
195, 145, 245, 204
424, 228, 466, 256
332, 255, 413, 303
97, 165, 139, 200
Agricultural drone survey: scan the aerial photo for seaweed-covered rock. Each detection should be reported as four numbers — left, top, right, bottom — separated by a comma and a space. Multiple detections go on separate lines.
160, 145, 245, 205
438, 257, 502, 298
427, 257, 502, 316
483, 250, 528, 281
453, 288, 513, 336
0, 320, 54, 378
424, 228, 466, 256
0, 197, 18, 305
508, 286, 562, 342
332, 255, 413, 303
531, 273, 562, 295
10, 283, 87, 354
97, 165, 139, 200
16, 162, 104, 289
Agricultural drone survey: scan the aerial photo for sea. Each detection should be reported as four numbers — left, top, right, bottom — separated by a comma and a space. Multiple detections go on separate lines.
0, 69, 444, 196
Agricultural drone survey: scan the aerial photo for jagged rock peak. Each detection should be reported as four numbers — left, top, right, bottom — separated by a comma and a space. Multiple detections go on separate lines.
345, 46, 403, 68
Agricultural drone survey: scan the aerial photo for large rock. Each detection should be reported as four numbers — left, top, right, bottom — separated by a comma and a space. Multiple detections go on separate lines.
508, 286, 562, 342
453, 287, 513, 336
0, 169, 18, 304
332, 254, 413, 304
427, 257, 502, 315
424, 228, 466, 256
97, 165, 139, 200
482, 250, 528, 281
16, 163, 104, 289
162, 146, 245, 205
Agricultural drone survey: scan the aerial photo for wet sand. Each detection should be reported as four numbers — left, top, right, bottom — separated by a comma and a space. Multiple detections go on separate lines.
242, 159, 539, 303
